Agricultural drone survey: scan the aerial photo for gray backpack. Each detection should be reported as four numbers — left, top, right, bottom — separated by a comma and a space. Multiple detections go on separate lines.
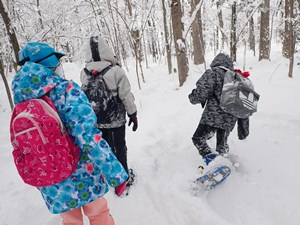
218, 66, 260, 118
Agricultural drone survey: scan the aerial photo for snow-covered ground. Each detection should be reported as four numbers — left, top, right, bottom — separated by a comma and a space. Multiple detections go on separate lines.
1, 48, 300, 225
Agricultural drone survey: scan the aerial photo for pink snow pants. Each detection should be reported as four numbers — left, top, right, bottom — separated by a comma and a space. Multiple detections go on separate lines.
60, 197, 115, 225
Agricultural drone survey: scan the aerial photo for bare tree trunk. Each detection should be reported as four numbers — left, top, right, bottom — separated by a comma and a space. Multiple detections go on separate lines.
151, 40, 157, 63
162, 0, 172, 74
171, 0, 189, 86
259, 0, 270, 61
248, 16, 256, 55
282, 0, 294, 58
135, 57, 141, 90
114, 0, 128, 69
124, 0, 133, 15
249, 16, 256, 52
217, 2, 225, 50
230, 1, 237, 62
132, 29, 145, 82
88, 0, 102, 34
0, 56, 14, 111
191, 0, 205, 65
107, 0, 122, 62
143, 35, 149, 68
125, 0, 144, 84
123, 0, 141, 88
151, 28, 156, 62
287, 0, 295, 77
0, 0, 20, 69
65, 42, 72, 62
288, 42, 294, 78
36, 0, 44, 29
148, 19, 158, 63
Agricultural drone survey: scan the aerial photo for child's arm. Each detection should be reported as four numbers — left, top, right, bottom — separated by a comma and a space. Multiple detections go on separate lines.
189, 69, 216, 106
54, 80, 128, 187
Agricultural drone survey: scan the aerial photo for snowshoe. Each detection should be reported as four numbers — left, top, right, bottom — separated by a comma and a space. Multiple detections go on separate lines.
195, 165, 231, 189
195, 154, 233, 189
124, 168, 135, 196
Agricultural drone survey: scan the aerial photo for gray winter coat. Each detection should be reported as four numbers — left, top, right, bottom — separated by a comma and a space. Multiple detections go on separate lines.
80, 37, 137, 129
189, 53, 237, 131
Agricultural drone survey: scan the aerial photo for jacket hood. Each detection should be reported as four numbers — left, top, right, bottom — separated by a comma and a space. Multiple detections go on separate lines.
85, 36, 119, 66
84, 36, 119, 73
210, 53, 234, 70
12, 62, 63, 104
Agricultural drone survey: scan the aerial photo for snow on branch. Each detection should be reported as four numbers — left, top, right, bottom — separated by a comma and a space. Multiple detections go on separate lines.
183, 0, 204, 40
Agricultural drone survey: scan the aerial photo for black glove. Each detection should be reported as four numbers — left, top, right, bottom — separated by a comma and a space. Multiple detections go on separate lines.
188, 90, 197, 105
128, 112, 138, 131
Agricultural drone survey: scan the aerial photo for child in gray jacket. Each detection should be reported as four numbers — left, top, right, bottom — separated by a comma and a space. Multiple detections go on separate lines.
81, 36, 137, 195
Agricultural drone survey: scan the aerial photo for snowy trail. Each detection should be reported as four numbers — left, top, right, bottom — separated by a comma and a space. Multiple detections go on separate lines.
108, 68, 245, 225
1, 55, 300, 225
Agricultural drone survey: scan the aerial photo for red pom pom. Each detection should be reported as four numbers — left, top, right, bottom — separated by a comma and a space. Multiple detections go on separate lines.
243, 71, 250, 78
91, 70, 98, 76
234, 69, 250, 78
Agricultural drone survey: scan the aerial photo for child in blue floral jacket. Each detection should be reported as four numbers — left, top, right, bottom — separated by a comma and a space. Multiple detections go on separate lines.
12, 42, 128, 225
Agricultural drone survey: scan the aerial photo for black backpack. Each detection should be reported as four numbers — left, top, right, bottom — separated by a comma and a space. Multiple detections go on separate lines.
81, 66, 119, 125
81, 37, 119, 124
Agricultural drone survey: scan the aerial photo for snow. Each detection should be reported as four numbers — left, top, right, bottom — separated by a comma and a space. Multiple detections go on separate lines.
1, 48, 300, 225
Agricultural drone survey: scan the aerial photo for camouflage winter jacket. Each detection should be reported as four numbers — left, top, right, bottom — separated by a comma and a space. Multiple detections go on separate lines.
189, 53, 238, 131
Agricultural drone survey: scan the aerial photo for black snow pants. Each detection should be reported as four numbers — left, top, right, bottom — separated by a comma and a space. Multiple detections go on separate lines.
192, 123, 230, 157
101, 125, 128, 173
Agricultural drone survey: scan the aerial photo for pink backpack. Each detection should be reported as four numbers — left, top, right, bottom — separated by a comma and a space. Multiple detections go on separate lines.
10, 96, 80, 187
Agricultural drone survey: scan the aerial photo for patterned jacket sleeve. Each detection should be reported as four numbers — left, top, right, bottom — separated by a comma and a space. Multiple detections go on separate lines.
54, 80, 128, 187
189, 69, 216, 105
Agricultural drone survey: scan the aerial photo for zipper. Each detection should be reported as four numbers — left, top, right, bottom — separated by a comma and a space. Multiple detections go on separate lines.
12, 110, 47, 144
35, 99, 65, 134
12, 98, 65, 145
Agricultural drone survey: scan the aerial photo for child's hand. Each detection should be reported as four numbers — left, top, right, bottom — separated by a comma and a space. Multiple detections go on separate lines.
128, 112, 138, 131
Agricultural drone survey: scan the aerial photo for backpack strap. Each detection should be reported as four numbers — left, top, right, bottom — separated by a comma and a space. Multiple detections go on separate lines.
211, 66, 230, 105
90, 36, 101, 62
84, 65, 113, 77
218, 66, 230, 71
99, 65, 112, 76
39, 96, 65, 133
83, 67, 91, 75
11, 97, 65, 144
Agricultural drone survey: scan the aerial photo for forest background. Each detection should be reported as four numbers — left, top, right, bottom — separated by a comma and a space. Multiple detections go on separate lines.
0, 0, 299, 109
1, 1, 300, 225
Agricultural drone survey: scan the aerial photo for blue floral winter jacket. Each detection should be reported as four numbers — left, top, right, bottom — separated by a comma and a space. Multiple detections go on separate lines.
12, 62, 128, 214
